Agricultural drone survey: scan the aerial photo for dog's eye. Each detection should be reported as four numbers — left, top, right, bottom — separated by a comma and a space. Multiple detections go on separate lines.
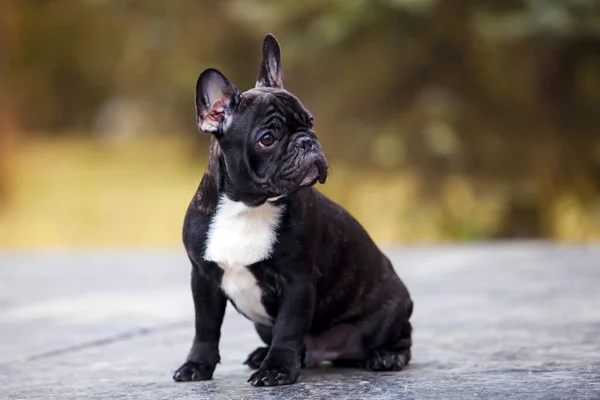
258, 132, 275, 147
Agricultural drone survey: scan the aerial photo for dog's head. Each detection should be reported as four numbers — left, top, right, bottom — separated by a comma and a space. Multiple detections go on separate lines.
194, 34, 329, 212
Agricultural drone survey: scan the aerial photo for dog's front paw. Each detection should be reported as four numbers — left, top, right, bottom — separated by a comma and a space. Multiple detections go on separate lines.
247, 365, 299, 387
366, 350, 407, 371
173, 361, 215, 382
243, 346, 269, 369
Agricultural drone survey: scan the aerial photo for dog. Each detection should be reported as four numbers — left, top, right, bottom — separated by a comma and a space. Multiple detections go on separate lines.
173, 34, 413, 387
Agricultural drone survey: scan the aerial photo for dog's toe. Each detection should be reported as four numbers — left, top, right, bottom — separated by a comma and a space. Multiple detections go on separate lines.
243, 346, 269, 369
173, 361, 214, 382
248, 366, 298, 387
366, 350, 406, 372
366, 351, 383, 371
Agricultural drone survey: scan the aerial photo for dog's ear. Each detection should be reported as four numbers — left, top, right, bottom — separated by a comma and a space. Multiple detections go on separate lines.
196, 136, 223, 214
196, 68, 240, 134
256, 33, 283, 89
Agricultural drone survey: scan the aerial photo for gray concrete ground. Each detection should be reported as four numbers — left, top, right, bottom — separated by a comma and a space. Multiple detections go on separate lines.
1, 243, 599, 399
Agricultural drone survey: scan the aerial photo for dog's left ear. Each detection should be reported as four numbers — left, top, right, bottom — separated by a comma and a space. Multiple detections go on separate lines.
196, 68, 240, 134
256, 33, 283, 89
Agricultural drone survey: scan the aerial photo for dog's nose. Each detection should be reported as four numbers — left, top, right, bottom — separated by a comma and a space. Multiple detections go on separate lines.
297, 137, 314, 151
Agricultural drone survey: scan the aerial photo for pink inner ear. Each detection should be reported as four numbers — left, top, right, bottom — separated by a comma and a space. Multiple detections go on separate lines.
212, 98, 227, 114
200, 98, 229, 132
209, 98, 228, 122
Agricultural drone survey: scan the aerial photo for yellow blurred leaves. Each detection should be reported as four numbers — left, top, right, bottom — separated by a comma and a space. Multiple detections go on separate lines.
0, 137, 598, 248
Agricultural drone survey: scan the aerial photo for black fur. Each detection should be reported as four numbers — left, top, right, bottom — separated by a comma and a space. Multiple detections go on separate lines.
173, 33, 413, 387
195, 137, 223, 215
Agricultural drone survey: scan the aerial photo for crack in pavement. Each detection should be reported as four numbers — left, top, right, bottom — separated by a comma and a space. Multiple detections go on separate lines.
0, 320, 192, 368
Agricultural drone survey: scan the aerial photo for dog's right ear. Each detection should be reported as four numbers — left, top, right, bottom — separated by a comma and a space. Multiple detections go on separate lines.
196, 68, 240, 134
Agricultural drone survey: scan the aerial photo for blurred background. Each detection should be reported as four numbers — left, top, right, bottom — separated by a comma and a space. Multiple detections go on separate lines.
0, 0, 599, 248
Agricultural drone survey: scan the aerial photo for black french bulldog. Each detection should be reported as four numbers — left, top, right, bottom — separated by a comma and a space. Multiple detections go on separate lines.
173, 34, 413, 387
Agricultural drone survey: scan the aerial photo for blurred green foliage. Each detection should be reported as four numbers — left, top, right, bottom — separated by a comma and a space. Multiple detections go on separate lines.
1, 0, 600, 244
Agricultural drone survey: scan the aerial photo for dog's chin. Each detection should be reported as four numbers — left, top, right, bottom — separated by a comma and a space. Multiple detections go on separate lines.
300, 167, 320, 187
299, 161, 328, 187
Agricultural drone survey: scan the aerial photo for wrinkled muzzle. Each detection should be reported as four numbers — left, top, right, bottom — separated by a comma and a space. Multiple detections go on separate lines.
292, 135, 328, 187
299, 152, 328, 187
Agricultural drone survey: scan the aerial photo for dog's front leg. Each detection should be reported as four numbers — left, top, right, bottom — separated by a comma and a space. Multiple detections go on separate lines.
173, 261, 227, 382
248, 278, 314, 387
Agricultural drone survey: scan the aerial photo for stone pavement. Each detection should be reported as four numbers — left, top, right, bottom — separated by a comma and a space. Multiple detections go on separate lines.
1, 243, 599, 399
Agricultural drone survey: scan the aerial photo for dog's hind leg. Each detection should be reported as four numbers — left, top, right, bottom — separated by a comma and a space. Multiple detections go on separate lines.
330, 324, 412, 371
365, 303, 413, 371
243, 324, 272, 369
333, 300, 413, 372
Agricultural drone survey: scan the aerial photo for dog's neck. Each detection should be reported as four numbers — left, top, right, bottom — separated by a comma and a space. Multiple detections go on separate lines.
195, 140, 287, 213
221, 171, 273, 208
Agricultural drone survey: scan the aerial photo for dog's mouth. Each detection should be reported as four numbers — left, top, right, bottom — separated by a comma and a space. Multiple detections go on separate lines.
300, 157, 328, 187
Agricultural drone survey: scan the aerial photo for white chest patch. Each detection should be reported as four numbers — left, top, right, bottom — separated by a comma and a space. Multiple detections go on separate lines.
204, 196, 284, 326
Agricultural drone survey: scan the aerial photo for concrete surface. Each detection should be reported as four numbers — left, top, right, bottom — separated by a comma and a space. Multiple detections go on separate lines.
0, 243, 599, 399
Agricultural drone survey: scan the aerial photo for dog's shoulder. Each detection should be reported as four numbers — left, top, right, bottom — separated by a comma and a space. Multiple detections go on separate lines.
287, 187, 359, 226
286, 187, 382, 254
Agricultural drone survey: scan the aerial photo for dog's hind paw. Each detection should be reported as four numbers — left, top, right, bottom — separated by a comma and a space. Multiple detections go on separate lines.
173, 361, 214, 382
243, 346, 269, 369
366, 349, 409, 372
